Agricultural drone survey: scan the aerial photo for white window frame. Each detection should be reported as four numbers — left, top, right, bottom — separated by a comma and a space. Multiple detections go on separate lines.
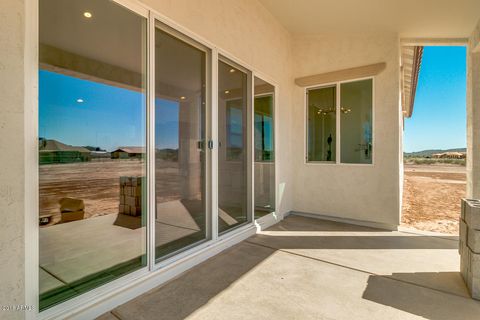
304, 76, 375, 166
26, 0, 281, 319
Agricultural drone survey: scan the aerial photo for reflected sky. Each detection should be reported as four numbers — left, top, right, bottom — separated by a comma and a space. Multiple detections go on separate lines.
39, 70, 180, 151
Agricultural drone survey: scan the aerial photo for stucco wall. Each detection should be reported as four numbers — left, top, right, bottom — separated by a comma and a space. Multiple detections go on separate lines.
467, 19, 480, 199
0, 0, 27, 319
143, 0, 294, 216
291, 33, 401, 227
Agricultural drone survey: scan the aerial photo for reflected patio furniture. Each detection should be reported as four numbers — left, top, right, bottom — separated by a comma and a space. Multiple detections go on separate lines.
59, 197, 85, 223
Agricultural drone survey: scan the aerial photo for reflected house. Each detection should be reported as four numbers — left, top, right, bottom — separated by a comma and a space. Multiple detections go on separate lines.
111, 147, 145, 159
39, 139, 91, 164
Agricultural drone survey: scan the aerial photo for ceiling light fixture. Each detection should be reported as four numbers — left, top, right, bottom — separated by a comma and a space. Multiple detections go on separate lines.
229, 69, 236, 73
83, 12, 92, 18
224, 90, 230, 94
76, 98, 84, 103
180, 96, 186, 100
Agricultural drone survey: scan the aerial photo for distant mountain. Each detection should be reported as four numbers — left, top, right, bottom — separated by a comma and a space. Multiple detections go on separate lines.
404, 148, 466, 157
156, 148, 178, 161
84, 146, 106, 152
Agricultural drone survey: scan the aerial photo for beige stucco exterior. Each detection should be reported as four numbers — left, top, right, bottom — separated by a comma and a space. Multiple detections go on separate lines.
291, 33, 401, 228
0, 0, 27, 318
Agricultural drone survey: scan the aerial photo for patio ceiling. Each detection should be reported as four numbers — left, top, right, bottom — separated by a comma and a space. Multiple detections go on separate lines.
259, 0, 480, 37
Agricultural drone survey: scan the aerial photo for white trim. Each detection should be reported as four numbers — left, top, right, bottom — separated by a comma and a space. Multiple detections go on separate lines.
111, 0, 149, 17
336, 82, 341, 162
255, 212, 284, 231
400, 38, 468, 46
212, 48, 219, 241
248, 68, 254, 225
290, 211, 398, 231
146, 10, 156, 272
304, 76, 375, 166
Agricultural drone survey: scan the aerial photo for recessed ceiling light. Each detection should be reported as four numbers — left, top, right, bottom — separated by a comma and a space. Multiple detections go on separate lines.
83, 12, 92, 18
180, 96, 186, 100
76, 98, 84, 103
224, 90, 230, 94
229, 69, 236, 73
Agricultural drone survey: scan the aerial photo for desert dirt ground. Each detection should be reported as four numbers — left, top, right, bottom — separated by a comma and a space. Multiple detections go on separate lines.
41, 161, 463, 234
39, 159, 183, 225
402, 164, 465, 234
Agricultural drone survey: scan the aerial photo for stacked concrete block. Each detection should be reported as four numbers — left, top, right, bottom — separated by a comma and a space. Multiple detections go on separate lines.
119, 176, 144, 217
460, 198, 480, 299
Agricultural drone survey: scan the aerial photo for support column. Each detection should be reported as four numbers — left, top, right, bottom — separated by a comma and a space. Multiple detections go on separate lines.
467, 24, 480, 198
0, 1, 32, 320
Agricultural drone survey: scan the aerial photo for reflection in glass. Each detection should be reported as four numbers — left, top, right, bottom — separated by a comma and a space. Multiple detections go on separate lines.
39, 0, 147, 310
154, 25, 208, 260
254, 78, 275, 219
340, 79, 373, 164
218, 59, 250, 233
307, 86, 336, 162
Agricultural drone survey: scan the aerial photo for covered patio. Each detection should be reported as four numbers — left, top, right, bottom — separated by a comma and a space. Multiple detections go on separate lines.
4, 1, 480, 319
98, 215, 479, 320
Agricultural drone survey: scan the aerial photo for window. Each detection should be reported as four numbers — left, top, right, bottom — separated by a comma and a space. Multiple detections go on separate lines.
154, 23, 209, 260
340, 79, 373, 164
254, 77, 275, 219
307, 78, 373, 164
307, 85, 336, 162
226, 100, 244, 161
254, 95, 274, 162
218, 58, 251, 233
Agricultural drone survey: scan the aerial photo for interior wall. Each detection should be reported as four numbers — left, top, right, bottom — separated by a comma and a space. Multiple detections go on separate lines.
0, 0, 27, 317
291, 33, 401, 227
142, 0, 294, 216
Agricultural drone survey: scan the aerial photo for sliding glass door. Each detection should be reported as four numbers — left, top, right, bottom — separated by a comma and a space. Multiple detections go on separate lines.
154, 23, 210, 260
39, 0, 147, 310
254, 77, 275, 219
217, 58, 252, 233
38, 1, 273, 311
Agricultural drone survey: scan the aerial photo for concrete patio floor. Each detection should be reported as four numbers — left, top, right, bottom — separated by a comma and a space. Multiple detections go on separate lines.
98, 215, 480, 320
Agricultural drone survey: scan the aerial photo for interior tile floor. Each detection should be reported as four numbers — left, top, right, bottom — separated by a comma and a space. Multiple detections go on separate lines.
98, 214, 480, 320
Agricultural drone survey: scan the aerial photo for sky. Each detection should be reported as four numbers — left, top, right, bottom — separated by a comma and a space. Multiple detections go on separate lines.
39, 70, 179, 151
41, 48, 462, 154
403, 46, 467, 152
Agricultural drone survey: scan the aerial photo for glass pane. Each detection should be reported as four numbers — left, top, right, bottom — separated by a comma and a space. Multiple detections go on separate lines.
254, 77, 275, 219
218, 59, 249, 233
39, 0, 147, 310
154, 25, 208, 260
307, 86, 336, 162
340, 79, 373, 164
